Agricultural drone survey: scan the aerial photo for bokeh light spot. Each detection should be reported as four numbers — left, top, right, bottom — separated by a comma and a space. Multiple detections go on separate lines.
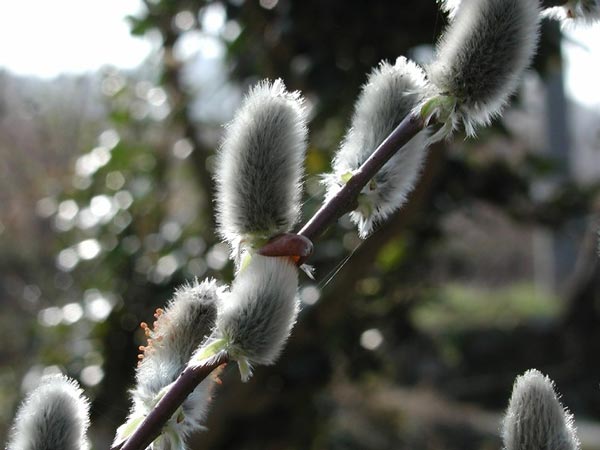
360, 328, 384, 351
77, 239, 102, 260
300, 285, 321, 306
80, 365, 104, 386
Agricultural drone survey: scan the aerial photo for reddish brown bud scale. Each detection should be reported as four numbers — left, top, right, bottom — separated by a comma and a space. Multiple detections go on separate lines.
258, 233, 313, 260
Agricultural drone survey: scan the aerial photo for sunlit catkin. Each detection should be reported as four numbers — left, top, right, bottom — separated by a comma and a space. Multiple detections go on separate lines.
7, 375, 90, 450
427, 0, 541, 137
502, 369, 580, 450
215, 79, 308, 259
215, 255, 299, 382
323, 57, 430, 238
115, 279, 220, 449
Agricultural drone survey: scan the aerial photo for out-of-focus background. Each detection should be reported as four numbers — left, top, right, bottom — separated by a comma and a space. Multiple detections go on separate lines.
1, 1, 599, 449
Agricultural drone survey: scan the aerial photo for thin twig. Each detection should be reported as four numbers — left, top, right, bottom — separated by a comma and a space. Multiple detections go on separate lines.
111, 112, 426, 450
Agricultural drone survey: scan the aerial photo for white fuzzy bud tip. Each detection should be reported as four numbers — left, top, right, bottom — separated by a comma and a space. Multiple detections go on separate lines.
215, 79, 308, 254
323, 57, 430, 238
502, 369, 580, 450
8, 375, 90, 450
428, 0, 541, 136
217, 255, 299, 381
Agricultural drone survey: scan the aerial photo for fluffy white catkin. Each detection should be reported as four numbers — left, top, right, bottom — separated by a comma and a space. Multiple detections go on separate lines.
323, 57, 430, 238
502, 369, 580, 450
215, 79, 308, 257
7, 375, 90, 450
115, 279, 221, 449
216, 255, 299, 381
428, 0, 541, 137
543, 0, 600, 23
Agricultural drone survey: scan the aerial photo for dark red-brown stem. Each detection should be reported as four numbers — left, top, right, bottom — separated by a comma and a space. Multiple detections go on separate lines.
111, 112, 426, 450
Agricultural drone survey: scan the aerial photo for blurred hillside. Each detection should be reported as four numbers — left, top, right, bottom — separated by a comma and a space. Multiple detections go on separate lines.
1, 1, 599, 449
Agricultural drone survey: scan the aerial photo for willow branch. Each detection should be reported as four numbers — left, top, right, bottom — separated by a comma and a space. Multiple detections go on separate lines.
111, 111, 427, 450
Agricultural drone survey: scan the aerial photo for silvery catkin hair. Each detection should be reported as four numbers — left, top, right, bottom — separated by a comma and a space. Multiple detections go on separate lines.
215, 255, 299, 381
428, 0, 541, 137
115, 279, 220, 449
502, 369, 580, 450
7, 375, 90, 450
215, 79, 308, 257
323, 57, 431, 238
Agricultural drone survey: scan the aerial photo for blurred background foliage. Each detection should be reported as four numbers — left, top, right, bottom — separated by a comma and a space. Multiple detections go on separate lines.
1, 0, 600, 449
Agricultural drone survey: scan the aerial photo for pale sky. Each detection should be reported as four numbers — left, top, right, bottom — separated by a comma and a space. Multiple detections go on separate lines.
0, 0, 151, 77
563, 26, 600, 108
0, 1, 599, 108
